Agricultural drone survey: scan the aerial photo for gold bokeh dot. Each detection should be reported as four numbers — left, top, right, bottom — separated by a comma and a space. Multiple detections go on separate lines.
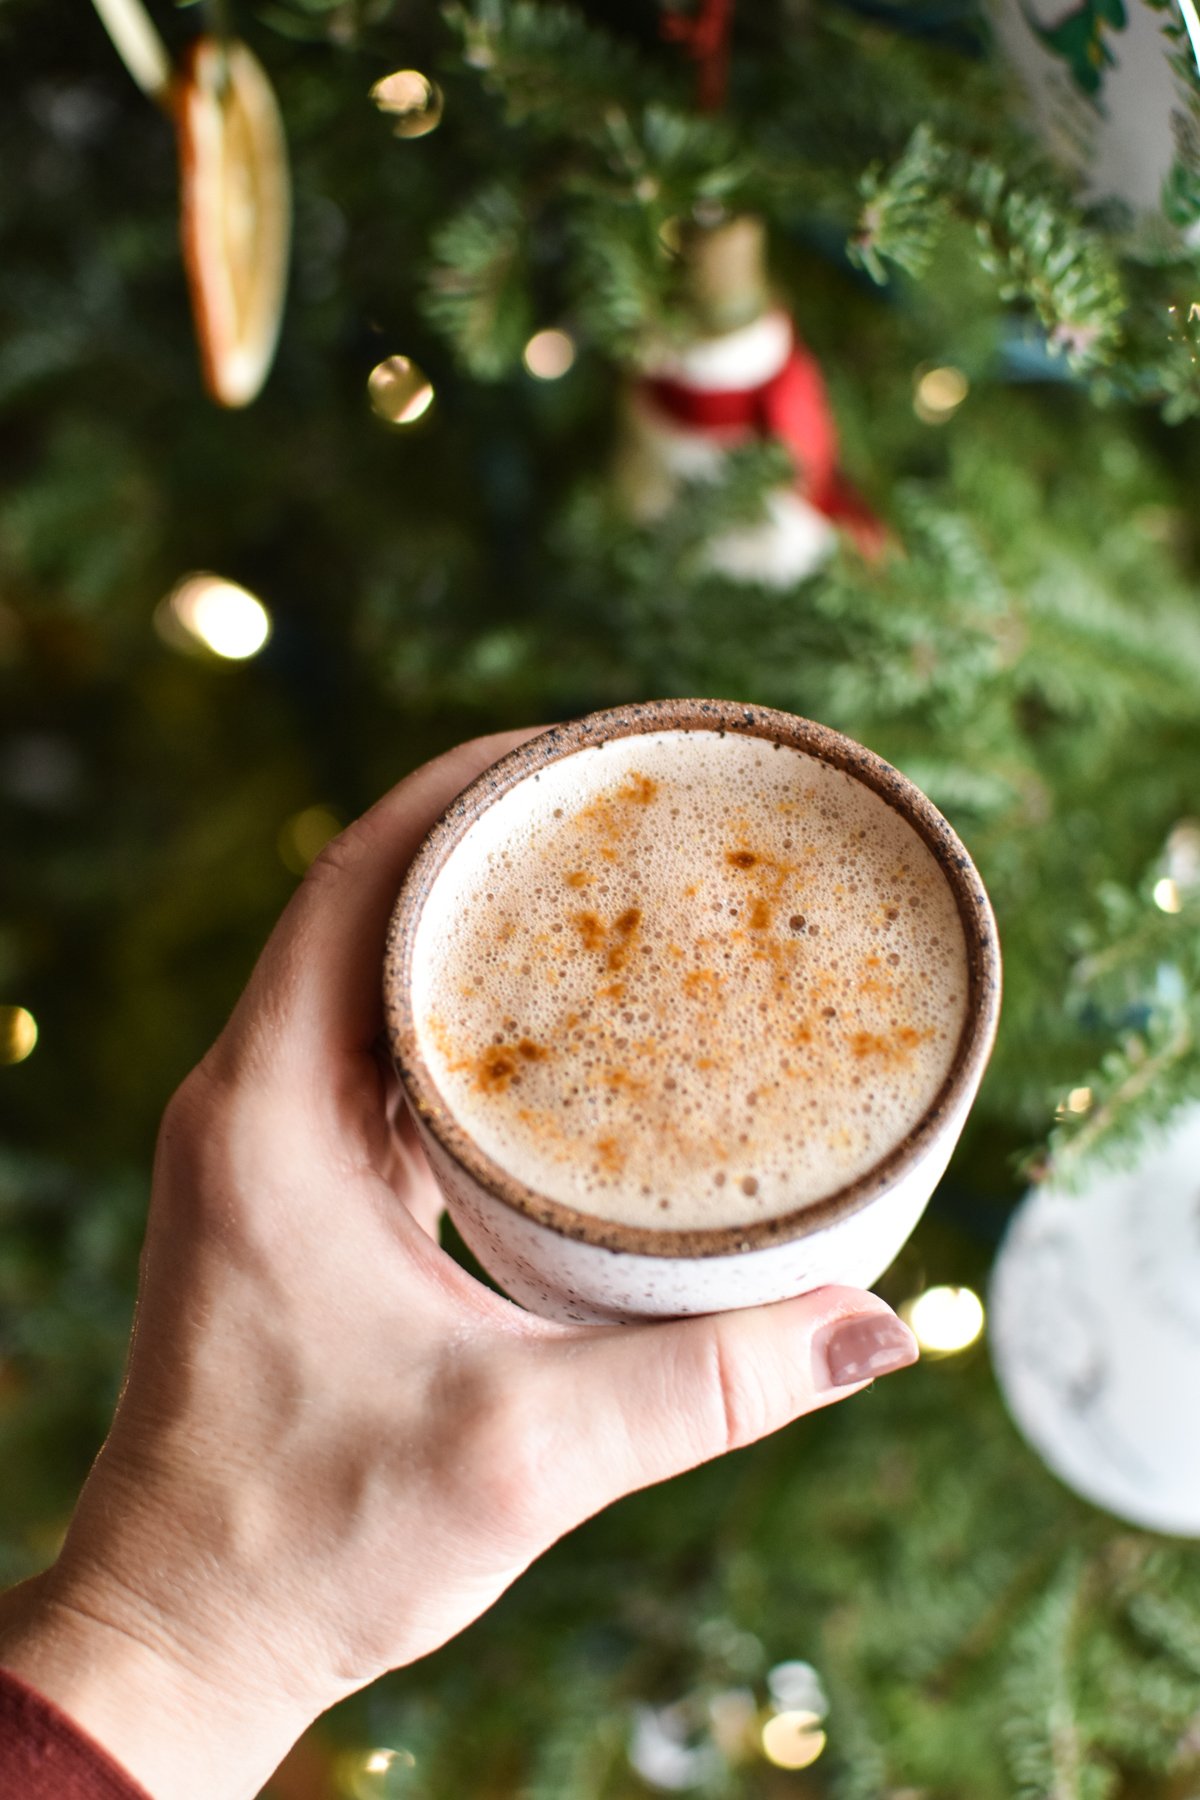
155, 574, 272, 661
0, 1006, 38, 1065
761, 1710, 827, 1770
1153, 876, 1183, 913
914, 364, 969, 425
369, 69, 444, 138
523, 328, 576, 380
335, 1744, 417, 1797
368, 356, 435, 426
901, 1284, 985, 1356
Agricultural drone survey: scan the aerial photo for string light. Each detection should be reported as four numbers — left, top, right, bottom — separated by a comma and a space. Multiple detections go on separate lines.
522, 328, 576, 380
0, 1006, 38, 1065
367, 356, 434, 426
914, 364, 969, 425
1153, 876, 1183, 913
369, 70, 443, 138
760, 1710, 827, 1770
278, 804, 341, 875
336, 1744, 417, 1797
902, 1284, 985, 1356
155, 574, 272, 661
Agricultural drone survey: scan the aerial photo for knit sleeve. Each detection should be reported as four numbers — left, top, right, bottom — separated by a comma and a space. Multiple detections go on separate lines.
0, 1664, 154, 1799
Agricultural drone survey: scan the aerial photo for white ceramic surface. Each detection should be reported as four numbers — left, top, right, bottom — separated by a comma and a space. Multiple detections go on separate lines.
419, 1089, 974, 1324
990, 1103, 1200, 1536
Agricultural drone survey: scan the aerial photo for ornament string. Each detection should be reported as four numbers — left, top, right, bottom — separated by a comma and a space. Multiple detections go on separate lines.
202, 0, 234, 98
661, 0, 734, 112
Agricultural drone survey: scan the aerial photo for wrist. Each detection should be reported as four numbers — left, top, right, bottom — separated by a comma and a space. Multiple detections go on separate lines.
0, 1565, 315, 1800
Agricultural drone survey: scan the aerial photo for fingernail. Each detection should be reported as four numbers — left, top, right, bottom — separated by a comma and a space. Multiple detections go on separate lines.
817, 1313, 919, 1389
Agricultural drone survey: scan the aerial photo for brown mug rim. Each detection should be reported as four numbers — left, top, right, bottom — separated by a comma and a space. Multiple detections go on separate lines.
383, 699, 1001, 1259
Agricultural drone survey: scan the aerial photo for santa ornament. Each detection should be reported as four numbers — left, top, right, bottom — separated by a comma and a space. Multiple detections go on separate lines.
617, 216, 884, 586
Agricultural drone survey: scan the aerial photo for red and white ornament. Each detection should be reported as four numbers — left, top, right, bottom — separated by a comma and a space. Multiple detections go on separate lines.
622, 305, 884, 586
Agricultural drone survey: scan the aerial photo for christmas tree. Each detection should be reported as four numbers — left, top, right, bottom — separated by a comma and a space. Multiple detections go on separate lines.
4, 0, 1200, 1793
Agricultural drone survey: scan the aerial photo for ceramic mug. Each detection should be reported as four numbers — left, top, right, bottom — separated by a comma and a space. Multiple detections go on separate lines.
383, 700, 1001, 1323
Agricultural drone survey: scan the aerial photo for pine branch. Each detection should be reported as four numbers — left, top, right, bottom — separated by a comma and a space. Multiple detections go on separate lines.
853, 122, 948, 285
1128, 1589, 1200, 1682
852, 125, 1127, 370
1001, 1558, 1117, 1800
1044, 1011, 1198, 1181
444, 0, 657, 137
422, 184, 533, 378
1040, 864, 1200, 1180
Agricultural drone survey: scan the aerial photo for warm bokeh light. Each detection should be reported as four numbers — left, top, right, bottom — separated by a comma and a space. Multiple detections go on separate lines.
914, 364, 969, 424
368, 356, 435, 425
903, 1284, 985, 1356
523, 327, 576, 379
157, 574, 272, 660
1153, 876, 1183, 913
369, 69, 444, 137
0, 1005, 38, 1065
278, 804, 342, 875
337, 1744, 417, 1796
760, 1710, 827, 1770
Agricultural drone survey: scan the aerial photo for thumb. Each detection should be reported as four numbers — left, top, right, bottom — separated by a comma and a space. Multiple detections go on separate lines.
544, 1288, 918, 1514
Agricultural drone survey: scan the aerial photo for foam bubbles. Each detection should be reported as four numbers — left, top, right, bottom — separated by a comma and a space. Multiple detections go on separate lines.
411, 732, 969, 1230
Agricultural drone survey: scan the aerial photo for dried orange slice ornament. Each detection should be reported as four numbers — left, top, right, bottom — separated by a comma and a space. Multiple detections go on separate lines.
174, 37, 291, 408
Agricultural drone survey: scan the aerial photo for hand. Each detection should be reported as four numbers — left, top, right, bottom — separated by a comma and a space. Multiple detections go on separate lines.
0, 731, 918, 1800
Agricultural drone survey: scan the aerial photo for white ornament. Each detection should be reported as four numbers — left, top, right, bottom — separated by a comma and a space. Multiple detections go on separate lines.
988, 0, 1200, 249
990, 1103, 1200, 1535
628, 1702, 722, 1792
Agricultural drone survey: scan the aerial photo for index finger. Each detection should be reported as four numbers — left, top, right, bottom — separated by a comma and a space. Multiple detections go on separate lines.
216, 729, 543, 1080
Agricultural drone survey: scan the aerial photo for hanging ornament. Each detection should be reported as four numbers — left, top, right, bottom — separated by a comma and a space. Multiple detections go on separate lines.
369, 68, 444, 138
616, 215, 885, 586
988, 0, 1200, 248
89, 0, 291, 407
175, 36, 291, 408
990, 1102, 1200, 1535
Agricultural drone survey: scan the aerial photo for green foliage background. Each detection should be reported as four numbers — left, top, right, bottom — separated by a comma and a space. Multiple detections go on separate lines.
4, 1, 1200, 1794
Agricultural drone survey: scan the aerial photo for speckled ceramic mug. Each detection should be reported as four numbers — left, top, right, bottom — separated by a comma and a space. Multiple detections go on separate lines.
383, 700, 1001, 1324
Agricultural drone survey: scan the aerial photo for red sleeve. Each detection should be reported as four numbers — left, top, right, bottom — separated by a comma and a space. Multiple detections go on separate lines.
0, 1665, 153, 1799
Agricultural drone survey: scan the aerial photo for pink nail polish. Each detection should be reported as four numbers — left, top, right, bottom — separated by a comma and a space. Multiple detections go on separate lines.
818, 1314, 919, 1389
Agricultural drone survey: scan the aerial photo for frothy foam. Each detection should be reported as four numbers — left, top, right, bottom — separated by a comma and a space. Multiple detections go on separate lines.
412, 731, 969, 1230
